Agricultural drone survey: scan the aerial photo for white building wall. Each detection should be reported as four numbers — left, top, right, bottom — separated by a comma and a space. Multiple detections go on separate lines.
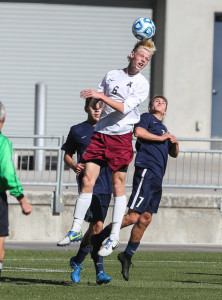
163, 0, 222, 140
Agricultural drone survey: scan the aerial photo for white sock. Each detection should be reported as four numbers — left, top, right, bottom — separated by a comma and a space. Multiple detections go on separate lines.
0, 261, 2, 270
71, 193, 92, 232
109, 195, 127, 241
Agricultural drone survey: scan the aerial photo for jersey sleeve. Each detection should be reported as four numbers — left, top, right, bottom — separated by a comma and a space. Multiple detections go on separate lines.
134, 113, 151, 130
0, 138, 23, 197
123, 80, 150, 115
97, 73, 107, 93
61, 128, 77, 155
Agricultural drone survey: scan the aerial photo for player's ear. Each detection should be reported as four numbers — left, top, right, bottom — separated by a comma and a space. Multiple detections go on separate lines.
130, 51, 135, 59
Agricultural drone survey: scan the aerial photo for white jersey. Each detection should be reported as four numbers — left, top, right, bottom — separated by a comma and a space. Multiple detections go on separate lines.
95, 69, 150, 135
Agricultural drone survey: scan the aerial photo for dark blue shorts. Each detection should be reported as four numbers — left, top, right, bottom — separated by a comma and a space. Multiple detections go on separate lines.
0, 192, 9, 236
127, 167, 162, 214
85, 193, 112, 223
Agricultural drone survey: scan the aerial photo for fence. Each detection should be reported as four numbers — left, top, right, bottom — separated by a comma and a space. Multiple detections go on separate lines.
7, 135, 222, 214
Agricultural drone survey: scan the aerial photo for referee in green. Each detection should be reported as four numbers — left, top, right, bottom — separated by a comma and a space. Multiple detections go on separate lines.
0, 102, 32, 277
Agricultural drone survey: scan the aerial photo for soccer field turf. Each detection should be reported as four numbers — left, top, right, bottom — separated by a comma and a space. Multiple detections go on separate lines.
0, 250, 222, 300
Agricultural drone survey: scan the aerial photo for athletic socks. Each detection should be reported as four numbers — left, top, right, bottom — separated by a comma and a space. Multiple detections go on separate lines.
98, 225, 112, 241
74, 245, 91, 265
71, 193, 92, 232
125, 241, 140, 257
93, 255, 104, 274
0, 262, 2, 277
109, 195, 127, 241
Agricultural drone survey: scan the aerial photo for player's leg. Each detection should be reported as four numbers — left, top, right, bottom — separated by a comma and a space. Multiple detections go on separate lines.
98, 170, 127, 257
57, 162, 101, 246
71, 162, 101, 232
118, 168, 162, 281
0, 237, 5, 277
91, 208, 140, 253
118, 212, 152, 281
88, 194, 111, 284
0, 192, 8, 277
70, 228, 91, 283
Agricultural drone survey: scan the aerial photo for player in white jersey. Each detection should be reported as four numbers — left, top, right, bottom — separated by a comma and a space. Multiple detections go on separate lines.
95, 68, 150, 135
69, 39, 156, 257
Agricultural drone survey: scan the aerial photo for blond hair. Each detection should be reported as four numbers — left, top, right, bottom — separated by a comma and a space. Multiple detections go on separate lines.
133, 39, 156, 55
127, 39, 156, 61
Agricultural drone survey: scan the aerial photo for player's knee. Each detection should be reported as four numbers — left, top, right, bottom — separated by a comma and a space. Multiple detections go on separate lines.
139, 213, 152, 227
112, 181, 124, 196
130, 214, 140, 224
92, 221, 103, 234
82, 175, 95, 189
0, 248, 5, 262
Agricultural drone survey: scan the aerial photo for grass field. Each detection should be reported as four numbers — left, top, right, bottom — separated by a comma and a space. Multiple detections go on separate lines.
0, 250, 222, 300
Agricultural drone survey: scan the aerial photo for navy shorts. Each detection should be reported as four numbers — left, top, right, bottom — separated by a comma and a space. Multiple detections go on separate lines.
0, 192, 9, 237
85, 193, 112, 223
127, 167, 162, 214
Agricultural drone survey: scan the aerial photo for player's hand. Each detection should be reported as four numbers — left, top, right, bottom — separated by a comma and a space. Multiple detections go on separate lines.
160, 132, 171, 141
74, 163, 84, 174
169, 134, 178, 144
19, 197, 32, 215
80, 89, 103, 100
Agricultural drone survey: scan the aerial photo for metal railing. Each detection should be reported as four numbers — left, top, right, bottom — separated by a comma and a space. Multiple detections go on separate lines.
8, 135, 222, 214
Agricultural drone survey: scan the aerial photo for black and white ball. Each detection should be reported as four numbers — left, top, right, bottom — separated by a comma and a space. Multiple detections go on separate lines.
132, 18, 156, 40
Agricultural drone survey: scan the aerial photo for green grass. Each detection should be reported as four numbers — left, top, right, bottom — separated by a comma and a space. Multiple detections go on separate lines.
1, 250, 222, 300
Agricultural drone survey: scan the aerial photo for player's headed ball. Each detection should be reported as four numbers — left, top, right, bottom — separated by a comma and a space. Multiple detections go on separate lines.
132, 18, 156, 40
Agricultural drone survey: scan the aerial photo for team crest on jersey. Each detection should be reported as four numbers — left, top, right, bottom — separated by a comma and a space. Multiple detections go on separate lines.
127, 81, 133, 87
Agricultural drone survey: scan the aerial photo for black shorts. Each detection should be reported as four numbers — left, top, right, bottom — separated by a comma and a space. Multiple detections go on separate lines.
85, 193, 112, 223
0, 192, 9, 236
127, 167, 162, 214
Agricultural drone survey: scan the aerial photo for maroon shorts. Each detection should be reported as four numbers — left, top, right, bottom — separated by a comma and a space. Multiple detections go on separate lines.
82, 132, 134, 171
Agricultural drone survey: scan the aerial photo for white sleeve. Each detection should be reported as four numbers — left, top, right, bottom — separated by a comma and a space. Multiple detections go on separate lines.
97, 73, 108, 93
123, 80, 150, 114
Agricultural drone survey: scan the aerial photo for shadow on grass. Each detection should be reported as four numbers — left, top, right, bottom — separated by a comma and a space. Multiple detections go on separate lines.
0, 276, 72, 286
176, 272, 222, 285
187, 272, 222, 277
176, 280, 222, 286
0, 277, 100, 286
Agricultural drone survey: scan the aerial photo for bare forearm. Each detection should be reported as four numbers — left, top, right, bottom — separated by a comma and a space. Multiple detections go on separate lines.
134, 127, 170, 142
80, 89, 124, 113
64, 154, 76, 171
64, 153, 84, 174
99, 94, 124, 113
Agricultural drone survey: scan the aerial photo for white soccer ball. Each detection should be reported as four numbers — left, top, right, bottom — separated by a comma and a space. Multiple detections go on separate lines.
132, 18, 156, 40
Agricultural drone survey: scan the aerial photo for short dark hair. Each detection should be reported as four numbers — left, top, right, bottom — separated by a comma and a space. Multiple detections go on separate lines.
84, 97, 93, 112
149, 95, 168, 109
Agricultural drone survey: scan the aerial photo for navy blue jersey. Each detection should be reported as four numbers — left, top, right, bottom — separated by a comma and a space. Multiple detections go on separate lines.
134, 113, 172, 179
62, 121, 112, 194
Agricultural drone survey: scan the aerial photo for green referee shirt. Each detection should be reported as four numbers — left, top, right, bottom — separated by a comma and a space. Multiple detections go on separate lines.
0, 132, 24, 198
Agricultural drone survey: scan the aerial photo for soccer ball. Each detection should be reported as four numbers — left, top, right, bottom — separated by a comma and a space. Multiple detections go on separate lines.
132, 18, 156, 40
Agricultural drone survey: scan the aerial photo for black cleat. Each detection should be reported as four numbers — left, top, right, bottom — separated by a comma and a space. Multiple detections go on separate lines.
117, 251, 132, 281
90, 234, 104, 260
